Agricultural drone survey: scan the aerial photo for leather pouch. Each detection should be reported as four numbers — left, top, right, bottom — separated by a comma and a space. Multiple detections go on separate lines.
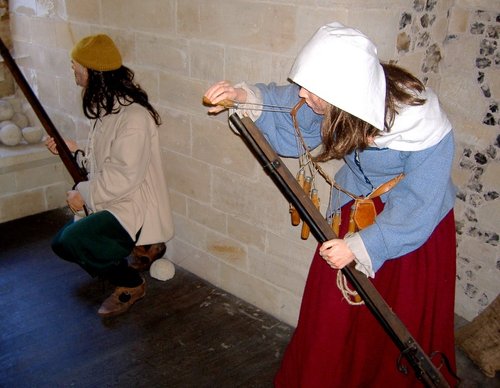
352, 198, 377, 230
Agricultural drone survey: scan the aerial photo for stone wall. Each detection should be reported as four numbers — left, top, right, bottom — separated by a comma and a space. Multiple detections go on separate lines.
6, 0, 499, 324
0, 0, 14, 96
0, 0, 70, 223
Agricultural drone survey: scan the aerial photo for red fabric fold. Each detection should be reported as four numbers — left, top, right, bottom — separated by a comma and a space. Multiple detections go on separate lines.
275, 198, 457, 387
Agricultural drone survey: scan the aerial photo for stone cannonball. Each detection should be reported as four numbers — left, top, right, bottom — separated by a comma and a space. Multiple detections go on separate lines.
0, 100, 14, 121
22, 126, 44, 144
150, 258, 176, 281
0, 123, 22, 146
11, 112, 30, 129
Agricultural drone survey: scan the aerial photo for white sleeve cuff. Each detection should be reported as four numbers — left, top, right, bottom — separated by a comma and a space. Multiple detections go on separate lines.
232, 82, 263, 122
76, 181, 94, 212
227, 82, 263, 134
344, 233, 375, 278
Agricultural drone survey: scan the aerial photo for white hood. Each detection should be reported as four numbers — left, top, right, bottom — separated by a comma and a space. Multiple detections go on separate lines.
289, 22, 386, 131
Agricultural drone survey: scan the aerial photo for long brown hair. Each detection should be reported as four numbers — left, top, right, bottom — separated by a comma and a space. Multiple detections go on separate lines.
313, 63, 426, 162
82, 66, 161, 126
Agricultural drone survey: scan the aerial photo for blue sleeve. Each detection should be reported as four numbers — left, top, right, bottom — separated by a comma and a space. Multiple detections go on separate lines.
359, 131, 456, 272
254, 83, 323, 157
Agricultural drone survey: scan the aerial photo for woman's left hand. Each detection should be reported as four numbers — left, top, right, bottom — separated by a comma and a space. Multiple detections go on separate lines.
66, 190, 85, 213
319, 239, 356, 270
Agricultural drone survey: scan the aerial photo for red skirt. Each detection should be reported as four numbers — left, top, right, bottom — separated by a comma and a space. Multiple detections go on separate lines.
275, 198, 457, 387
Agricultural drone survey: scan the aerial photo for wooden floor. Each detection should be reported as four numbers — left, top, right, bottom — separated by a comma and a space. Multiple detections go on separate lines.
0, 209, 498, 387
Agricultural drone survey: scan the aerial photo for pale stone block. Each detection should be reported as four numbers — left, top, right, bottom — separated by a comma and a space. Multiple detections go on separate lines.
439, 73, 485, 124
10, 13, 32, 41
0, 143, 54, 169
29, 17, 56, 47
349, 9, 402, 61
189, 41, 224, 82
177, 1, 296, 54
136, 34, 188, 76
452, 164, 470, 188
248, 246, 307, 295
453, 200, 466, 222
206, 230, 247, 270
16, 161, 66, 191
317, 0, 409, 6
227, 215, 266, 251
188, 198, 227, 234
157, 107, 191, 155
164, 151, 211, 202
0, 172, 15, 195
133, 68, 159, 104
0, 189, 45, 223
31, 45, 71, 77
225, 47, 272, 84
430, 0, 455, 14
448, 6, 470, 34
102, 0, 175, 35
486, 68, 499, 99
212, 167, 289, 232
33, 72, 58, 109
293, 7, 349, 52
454, 291, 477, 322
431, 17, 451, 44
191, 115, 257, 177
455, 0, 500, 12
173, 214, 207, 250
58, 20, 90, 50
10, 2, 35, 16
455, 236, 499, 320
459, 237, 495, 263
478, 276, 500, 304
168, 190, 187, 216
45, 183, 69, 210
60, 24, 92, 50
424, 75, 443, 92
481, 161, 500, 192
475, 198, 500, 231
74, 119, 91, 144
58, 78, 83, 116
64, 0, 101, 23
453, 123, 494, 150
266, 232, 314, 272
271, 55, 295, 85
171, 239, 221, 287
219, 262, 282, 318
159, 73, 207, 114
276, 289, 302, 327
442, 36, 477, 74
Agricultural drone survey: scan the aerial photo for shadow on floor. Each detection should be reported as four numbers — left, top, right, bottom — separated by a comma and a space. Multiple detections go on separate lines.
0, 209, 497, 387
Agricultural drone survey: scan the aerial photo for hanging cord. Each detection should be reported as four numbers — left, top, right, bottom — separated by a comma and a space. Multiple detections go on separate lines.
290, 99, 357, 200
336, 268, 365, 305
290, 99, 371, 306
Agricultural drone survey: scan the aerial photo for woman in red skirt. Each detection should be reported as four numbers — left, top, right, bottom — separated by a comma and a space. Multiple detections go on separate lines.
204, 22, 457, 387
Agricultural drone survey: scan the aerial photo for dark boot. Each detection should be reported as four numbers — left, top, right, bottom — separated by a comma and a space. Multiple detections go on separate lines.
129, 242, 166, 271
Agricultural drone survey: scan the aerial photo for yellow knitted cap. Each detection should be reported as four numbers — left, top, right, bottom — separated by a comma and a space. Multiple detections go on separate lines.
71, 34, 122, 71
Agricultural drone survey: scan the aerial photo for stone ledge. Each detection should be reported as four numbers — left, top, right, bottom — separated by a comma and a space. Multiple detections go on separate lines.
0, 142, 58, 172
0, 143, 69, 223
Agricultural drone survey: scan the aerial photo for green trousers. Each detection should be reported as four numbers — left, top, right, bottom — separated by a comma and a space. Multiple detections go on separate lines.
52, 210, 141, 287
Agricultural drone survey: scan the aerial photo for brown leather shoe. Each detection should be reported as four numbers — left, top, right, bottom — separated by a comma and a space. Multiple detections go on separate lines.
129, 242, 166, 272
98, 279, 146, 317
